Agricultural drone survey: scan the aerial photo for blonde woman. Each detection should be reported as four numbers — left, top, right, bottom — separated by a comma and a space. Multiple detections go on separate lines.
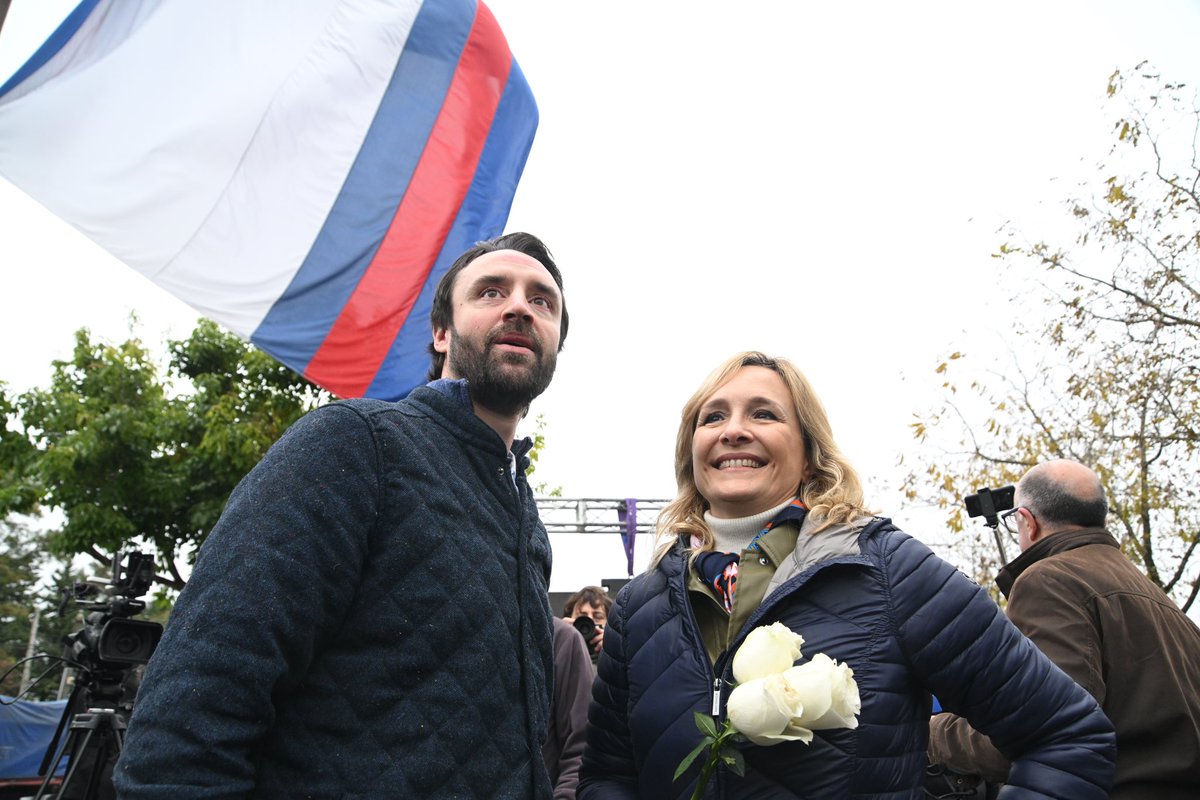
578, 352, 1114, 799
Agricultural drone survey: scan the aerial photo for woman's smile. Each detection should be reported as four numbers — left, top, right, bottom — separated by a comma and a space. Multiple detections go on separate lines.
692, 366, 807, 518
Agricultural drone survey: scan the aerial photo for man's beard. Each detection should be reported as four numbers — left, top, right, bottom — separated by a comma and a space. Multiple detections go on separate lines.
447, 323, 557, 417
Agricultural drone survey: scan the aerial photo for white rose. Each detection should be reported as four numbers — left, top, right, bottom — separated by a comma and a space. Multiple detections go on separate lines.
726, 653, 861, 747
731, 622, 804, 683
780, 653, 861, 730
726, 674, 814, 746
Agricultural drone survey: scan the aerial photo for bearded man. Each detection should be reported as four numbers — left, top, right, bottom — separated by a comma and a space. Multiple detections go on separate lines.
116, 233, 568, 799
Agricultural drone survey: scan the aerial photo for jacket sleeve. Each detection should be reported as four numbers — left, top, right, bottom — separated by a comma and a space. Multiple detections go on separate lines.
114, 404, 381, 800
884, 531, 1115, 799
551, 619, 596, 800
577, 589, 639, 800
927, 558, 1107, 783
927, 711, 1012, 783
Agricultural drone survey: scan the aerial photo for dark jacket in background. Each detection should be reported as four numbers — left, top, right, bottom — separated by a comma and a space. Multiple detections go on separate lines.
114, 387, 555, 799
579, 517, 1115, 800
545, 616, 594, 800
929, 527, 1200, 800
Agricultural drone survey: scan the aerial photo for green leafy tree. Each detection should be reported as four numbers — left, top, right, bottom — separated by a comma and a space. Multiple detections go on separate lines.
525, 412, 562, 497
0, 520, 43, 697
1, 320, 329, 590
0, 520, 82, 700
0, 386, 39, 515
903, 64, 1200, 612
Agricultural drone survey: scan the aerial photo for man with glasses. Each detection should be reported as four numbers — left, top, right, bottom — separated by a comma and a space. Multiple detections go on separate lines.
928, 459, 1200, 799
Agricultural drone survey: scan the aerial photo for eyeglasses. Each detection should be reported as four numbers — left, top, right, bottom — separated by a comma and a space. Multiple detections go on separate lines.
1000, 507, 1024, 536
1000, 506, 1039, 537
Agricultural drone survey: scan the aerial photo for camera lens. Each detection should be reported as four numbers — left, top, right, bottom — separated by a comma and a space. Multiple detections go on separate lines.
97, 619, 163, 665
572, 615, 596, 641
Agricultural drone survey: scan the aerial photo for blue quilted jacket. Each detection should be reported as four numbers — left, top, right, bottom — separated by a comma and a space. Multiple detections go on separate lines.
115, 387, 554, 798
578, 517, 1115, 799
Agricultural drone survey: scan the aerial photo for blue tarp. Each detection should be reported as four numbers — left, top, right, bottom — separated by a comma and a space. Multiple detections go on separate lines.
0, 696, 68, 780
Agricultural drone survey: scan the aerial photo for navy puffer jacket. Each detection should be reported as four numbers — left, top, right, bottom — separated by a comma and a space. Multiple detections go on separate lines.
579, 517, 1115, 799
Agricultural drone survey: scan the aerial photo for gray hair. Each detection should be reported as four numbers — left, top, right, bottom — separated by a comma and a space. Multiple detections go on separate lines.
1019, 469, 1108, 529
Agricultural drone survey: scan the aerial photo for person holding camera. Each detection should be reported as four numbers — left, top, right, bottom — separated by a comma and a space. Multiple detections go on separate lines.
545, 616, 594, 800
928, 459, 1200, 799
564, 585, 611, 660
541, 584, 612, 799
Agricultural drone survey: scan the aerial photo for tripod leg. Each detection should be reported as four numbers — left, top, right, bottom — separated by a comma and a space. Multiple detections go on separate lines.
31, 734, 69, 800
81, 732, 114, 800
58, 714, 122, 800
38, 709, 127, 800
34, 726, 95, 800
34, 684, 85, 800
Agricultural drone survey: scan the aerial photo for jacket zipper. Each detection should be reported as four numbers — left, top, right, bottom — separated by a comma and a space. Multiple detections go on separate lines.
681, 584, 728, 800
672, 520, 881, 800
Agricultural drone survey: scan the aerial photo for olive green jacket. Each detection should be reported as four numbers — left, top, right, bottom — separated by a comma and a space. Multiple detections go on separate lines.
688, 514, 869, 663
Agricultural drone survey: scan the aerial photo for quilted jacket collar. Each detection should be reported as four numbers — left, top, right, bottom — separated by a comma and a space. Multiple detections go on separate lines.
406, 384, 534, 469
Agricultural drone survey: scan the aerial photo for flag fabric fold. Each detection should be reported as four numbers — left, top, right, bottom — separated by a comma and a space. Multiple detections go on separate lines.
0, 0, 537, 399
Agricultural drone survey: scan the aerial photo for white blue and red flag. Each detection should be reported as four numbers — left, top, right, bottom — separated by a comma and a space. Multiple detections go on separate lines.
0, 0, 537, 399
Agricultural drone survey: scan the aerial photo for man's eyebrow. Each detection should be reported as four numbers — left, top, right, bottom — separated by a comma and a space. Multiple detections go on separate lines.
466, 273, 510, 292
530, 279, 561, 301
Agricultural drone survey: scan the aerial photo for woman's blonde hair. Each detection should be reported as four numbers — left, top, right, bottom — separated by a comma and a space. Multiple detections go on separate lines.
649, 352, 870, 568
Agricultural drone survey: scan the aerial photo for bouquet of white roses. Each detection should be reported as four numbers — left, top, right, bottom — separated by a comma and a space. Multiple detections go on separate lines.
675, 622, 861, 799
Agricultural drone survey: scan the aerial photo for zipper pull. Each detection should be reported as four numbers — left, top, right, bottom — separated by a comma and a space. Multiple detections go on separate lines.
711, 677, 722, 716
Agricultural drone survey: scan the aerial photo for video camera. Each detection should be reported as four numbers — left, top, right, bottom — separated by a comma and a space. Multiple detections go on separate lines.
61, 551, 162, 676
35, 552, 164, 800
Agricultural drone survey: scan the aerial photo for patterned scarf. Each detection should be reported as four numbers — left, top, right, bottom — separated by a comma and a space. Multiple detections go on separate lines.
693, 499, 809, 611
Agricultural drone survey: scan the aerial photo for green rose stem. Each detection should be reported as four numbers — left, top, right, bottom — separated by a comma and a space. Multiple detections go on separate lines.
690, 744, 720, 800
675, 713, 744, 800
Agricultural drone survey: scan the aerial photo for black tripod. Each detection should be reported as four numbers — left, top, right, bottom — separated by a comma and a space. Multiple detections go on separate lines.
34, 551, 161, 800
34, 668, 134, 800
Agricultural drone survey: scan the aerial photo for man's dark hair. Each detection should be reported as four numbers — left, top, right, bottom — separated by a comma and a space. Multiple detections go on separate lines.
562, 585, 612, 618
1020, 470, 1109, 529
426, 232, 569, 381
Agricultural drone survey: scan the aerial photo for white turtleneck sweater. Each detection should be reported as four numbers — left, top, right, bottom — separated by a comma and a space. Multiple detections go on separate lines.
704, 498, 794, 554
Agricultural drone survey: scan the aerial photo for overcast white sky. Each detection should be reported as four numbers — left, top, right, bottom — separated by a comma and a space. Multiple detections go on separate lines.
3, 1, 1200, 590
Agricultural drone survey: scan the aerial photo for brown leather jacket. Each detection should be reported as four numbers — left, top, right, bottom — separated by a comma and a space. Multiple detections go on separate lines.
928, 527, 1200, 799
